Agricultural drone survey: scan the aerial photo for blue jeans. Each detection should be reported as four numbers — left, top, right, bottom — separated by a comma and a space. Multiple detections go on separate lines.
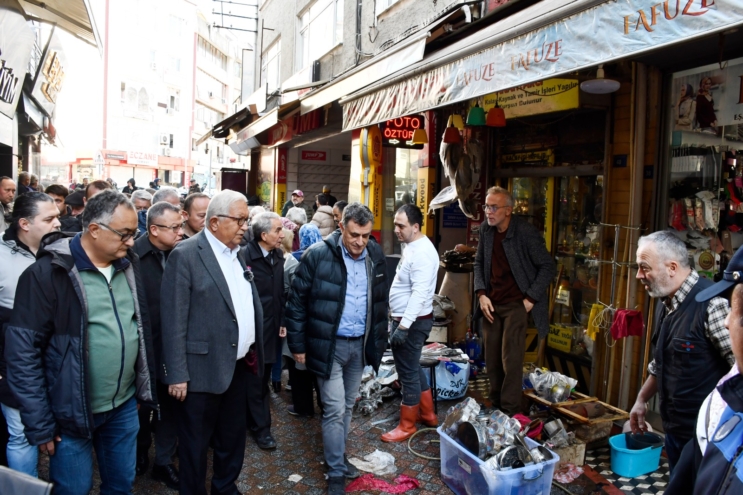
1, 403, 38, 477
390, 318, 433, 405
316, 338, 364, 478
49, 396, 139, 495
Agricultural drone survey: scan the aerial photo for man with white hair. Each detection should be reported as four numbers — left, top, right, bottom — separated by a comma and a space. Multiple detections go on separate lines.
131, 189, 153, 234
631, 230, 734, 472
152, 186, 181, 207
160, 190, 264, 494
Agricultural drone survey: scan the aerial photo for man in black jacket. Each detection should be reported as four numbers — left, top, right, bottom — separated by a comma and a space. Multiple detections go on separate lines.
285, 203, 389, 495
243, 212, 285, 450
134, 201, 183, 488
5, 190, 158, 494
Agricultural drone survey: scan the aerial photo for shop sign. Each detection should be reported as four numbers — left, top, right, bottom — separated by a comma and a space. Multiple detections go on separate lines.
29, 31, 66, 117
442, 203, 468, 228
293, 108, 323, 134
360, 125, 383, 170
0, 10, 35, 119
259, 148, 274, 207
481, 79, 579, 119
467, 178, 487, 246
343, 0, 743, 130
128, 151, 157, 167
502, 149, 555, 167
276, 148, 287, 183
380, 114, 425, 149
105, 152, 127, 160
301, 150, 327, 161
267, 118, 293, 147
671, 56, 743, 133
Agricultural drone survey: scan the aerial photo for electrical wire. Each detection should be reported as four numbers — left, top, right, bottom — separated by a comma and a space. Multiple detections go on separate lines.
407, 428, 441, 460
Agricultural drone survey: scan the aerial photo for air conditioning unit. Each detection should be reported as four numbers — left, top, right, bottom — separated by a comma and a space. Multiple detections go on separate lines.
164, 148, 172, 157
160, 134, 169, 145
150, 62, 157, 71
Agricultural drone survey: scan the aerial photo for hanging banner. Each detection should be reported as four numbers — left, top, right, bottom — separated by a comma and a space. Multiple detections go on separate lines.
343, 0, 743, 130
481, 79, 579, 118
671, 56, 743, 136
0, 10, 35, 119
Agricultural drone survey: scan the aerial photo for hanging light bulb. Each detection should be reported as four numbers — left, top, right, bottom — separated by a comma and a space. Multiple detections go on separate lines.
443, 121, 461, 144
580, 64, 621, 94
466, 103, 486, 126
486, 97, 506, 127
411, 128, 428, 144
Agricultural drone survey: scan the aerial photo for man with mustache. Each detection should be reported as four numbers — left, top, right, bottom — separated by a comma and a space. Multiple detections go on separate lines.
631, 230, 734, 472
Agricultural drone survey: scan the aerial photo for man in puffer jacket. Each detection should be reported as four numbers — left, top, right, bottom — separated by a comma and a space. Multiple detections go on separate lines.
5, 190, 158, 495
311, 193, 337, 238
285, 202, 389, 495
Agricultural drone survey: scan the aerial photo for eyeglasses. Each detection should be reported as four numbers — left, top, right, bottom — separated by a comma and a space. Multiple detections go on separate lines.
153, 224, 184, 233
98, 223, 139, 242
217, 214, 249, 227
482, 204, 510, 213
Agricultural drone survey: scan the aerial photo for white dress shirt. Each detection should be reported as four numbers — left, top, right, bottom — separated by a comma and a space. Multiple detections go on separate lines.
389, 236, 439, 328
205, 229, 255, 359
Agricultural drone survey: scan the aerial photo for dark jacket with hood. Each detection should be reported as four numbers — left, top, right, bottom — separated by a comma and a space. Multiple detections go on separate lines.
4, 232, 158, 446
285, 230, 389, 379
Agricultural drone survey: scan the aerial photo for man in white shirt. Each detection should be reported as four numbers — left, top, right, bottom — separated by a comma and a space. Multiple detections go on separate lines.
160, 190, 264, 494
382, 204, 440, 442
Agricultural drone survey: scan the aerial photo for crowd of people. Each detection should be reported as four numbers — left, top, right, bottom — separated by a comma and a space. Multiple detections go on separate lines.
0, 175, 442, 495
4, 176, 743, 494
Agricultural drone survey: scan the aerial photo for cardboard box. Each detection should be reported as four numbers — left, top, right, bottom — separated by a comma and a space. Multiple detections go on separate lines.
552, 438, 586, 468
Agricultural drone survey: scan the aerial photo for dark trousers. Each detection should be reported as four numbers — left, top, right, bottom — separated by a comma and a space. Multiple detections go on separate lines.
665, 432, 692, 473
481, 300, 528, 414
176, 360, 247, 495
246, 363, 272, 437
287, 360, 321, 416
390, 318, 433, 406
137, 381, 178, 466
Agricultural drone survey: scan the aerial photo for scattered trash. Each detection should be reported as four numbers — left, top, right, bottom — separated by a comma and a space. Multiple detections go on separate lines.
287, 474, 302, 482
553, 463, 584, 484
529, 369, 578, 403
357, 368, 396, 415
345, 474, 420, 493
347, 450, 397, 476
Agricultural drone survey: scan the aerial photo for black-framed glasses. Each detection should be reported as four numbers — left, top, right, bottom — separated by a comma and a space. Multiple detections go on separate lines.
217, 214, 248, 227
153, 224, 184, 233
98, 223, 139, 242
482, 204, 510, 213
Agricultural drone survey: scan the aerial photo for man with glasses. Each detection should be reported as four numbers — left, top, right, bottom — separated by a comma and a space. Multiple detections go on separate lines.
133, 202, 183, 488
160, 190, 264, 494
5, 190, 158, 494
474, 186, 555, 416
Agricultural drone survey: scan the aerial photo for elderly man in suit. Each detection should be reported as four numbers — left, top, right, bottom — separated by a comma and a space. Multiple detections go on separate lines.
161, 190, 264, 495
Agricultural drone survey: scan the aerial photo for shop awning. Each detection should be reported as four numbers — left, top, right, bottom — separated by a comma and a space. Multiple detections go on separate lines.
228, 100, 301, 154
341, 0, 743, 130
299, 2, 480, 116
3, 0, 101, 49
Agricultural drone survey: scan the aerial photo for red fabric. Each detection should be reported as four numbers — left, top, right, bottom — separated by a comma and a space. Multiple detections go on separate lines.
345, 474, 420, 493
512, 413, 543, 439
610, 309, 644, 339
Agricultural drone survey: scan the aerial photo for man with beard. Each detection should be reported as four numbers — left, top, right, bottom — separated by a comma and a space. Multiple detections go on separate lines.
631, 230, 734, 472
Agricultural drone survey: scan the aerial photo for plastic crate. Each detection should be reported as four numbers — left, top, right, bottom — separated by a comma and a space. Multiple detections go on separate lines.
438, 426, 559, 495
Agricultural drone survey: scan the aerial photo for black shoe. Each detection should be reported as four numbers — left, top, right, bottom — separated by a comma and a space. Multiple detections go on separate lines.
272, 381, 281, 393
343, 455, 360, 479
327, 476, 345, 495
255, 433, 277, 450
287, 405, 314, 418
136, 452, 149, 476
152, 463, 179, 490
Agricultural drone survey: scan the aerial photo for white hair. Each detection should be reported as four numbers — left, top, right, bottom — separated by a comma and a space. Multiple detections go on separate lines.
249, 205, 266, 220
286, 206, 307, 226
206, 190, 247, 222
637, 230, 690, 268
152, 186, 179, 205
131, 189, 152, 202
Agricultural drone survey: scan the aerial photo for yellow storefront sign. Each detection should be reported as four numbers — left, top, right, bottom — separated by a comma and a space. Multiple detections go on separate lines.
481, 79, 579, 119
274, 184, 286, 215
547, 324, 573, 353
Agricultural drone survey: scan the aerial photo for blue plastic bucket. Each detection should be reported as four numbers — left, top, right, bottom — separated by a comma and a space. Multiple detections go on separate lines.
609, 434, 663, 478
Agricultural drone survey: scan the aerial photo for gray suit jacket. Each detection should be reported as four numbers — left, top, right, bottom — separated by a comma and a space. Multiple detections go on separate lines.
474, 216, 556, 338
160, 231, 264, 394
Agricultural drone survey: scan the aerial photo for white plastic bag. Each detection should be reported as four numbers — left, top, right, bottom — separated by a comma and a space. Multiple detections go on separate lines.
347, 450, 397, 475
432, 360, 470, 400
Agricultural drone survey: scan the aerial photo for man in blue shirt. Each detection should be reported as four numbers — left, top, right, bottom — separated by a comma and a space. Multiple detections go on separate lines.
285, 203, 389, 495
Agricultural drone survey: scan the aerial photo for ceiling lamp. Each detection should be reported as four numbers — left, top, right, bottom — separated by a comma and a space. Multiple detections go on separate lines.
580, 64, 621, 94
447, 114, 465, 130
486, 98, 506, 127
466, 103, 486, 126
443, 121, 462, 144
411, 128, 428, 144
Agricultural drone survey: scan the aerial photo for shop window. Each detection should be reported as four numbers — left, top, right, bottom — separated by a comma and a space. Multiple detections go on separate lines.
261, 39, 281, 92
297, 0, 343, 70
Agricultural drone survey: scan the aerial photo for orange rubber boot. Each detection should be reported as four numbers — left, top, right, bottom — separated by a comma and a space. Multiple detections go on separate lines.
381, 404, 418, 442
418, 389, 438, 427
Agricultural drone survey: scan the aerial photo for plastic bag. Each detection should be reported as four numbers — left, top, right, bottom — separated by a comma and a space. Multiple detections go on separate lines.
433, 360, 470, 400
347, 450, 397, 476
345, 474, 420, 493
529, 369, 578, 403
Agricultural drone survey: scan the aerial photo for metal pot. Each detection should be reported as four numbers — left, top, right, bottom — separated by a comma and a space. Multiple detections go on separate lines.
456, 421, 489, 459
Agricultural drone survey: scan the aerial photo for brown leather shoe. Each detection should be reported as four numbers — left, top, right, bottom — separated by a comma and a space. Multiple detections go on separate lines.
418, 389, 438, 427
381, 404, 418, 442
